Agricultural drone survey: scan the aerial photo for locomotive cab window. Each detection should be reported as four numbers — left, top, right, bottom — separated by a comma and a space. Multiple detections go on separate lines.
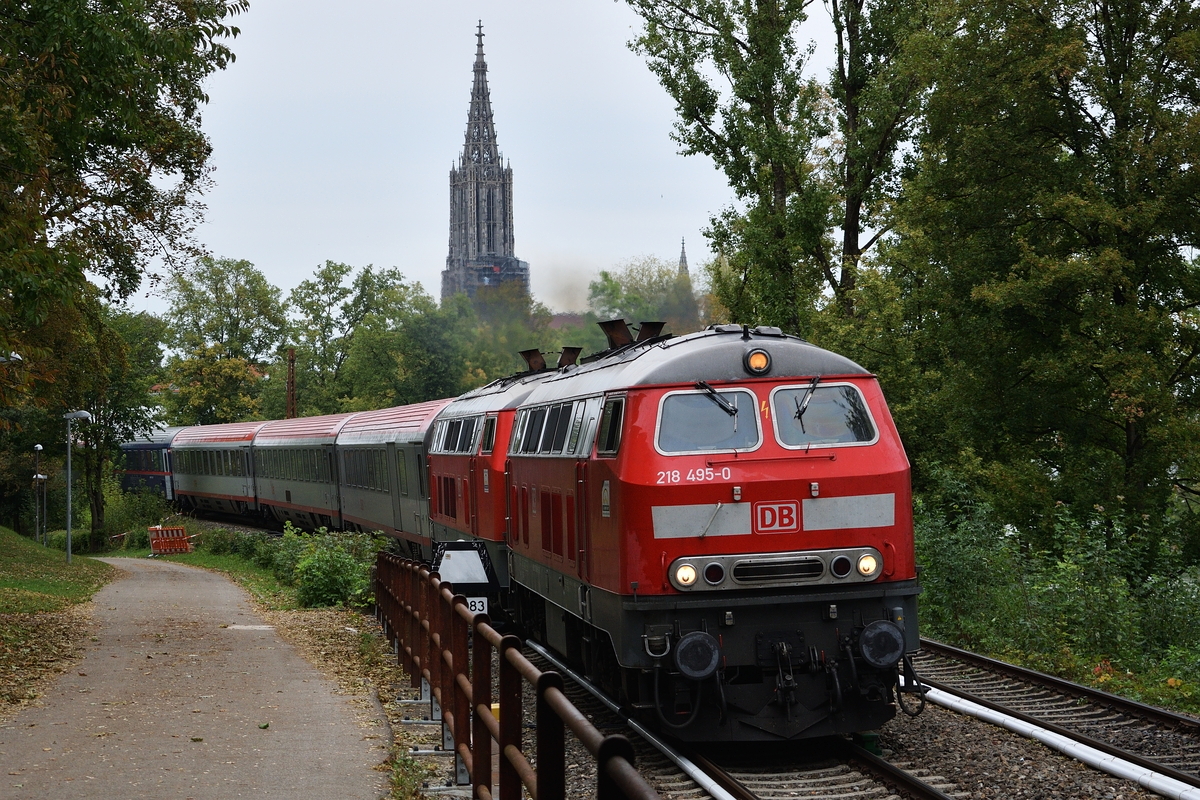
770, 383, 877, 448
656, 389, 760, 454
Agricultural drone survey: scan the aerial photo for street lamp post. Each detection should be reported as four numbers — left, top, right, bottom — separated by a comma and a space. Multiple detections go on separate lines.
63, 410, 92, 564
33, 444, 43, 546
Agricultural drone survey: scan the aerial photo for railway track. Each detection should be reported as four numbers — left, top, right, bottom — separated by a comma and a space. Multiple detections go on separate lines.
915, 638, 1200, 793
525, 641, 961, 800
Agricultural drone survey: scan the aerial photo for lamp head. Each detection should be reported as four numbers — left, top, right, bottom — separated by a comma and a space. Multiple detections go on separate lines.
34, 444, 42, 451
63, 410, 92, 421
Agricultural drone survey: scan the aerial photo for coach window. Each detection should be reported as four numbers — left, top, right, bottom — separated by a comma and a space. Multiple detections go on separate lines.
657, 388, 760, 454
481, 416, 496, 455
398, 451, 409, 495
596, 397, 625, 456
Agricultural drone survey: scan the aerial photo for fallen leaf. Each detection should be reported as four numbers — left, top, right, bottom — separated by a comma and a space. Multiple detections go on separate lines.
258, 722, 269, 729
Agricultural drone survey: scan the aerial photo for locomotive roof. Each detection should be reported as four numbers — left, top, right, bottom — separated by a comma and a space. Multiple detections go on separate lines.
438, 368, 558, 416
120, 426, 186, 448
521, 326, 870, 406
336, 399, 452, 446
172, 421, 270, 446
255, 412, 359, 446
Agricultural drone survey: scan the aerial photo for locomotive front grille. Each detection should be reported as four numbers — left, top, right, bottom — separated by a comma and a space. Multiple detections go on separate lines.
732, 558, 824, 583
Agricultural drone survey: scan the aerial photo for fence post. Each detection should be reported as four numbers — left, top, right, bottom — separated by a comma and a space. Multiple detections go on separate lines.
472, 617, 493, 799
536, 671, 566, 800
450, 594, 470, 786
498, 635, 523, 800
597, 735, 638, 800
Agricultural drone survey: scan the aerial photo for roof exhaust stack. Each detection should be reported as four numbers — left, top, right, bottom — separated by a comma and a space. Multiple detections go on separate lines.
557, 347, 582, 369
519, 349, 547, 372
598, 319, 633, 349
635, 321, 665, 342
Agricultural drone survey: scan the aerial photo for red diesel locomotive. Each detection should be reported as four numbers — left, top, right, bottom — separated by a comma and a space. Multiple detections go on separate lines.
128, 319, 920, 741
430, 322, 921, 741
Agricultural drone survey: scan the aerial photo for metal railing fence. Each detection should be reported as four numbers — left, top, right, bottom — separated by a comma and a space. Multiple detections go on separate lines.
375, 552, 660, 800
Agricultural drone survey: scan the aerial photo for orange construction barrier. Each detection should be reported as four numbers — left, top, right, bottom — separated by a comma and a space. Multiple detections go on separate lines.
148, 525, 193, 555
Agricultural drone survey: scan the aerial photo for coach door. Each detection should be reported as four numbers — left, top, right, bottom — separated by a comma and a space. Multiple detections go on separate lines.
468, 457, 479, 536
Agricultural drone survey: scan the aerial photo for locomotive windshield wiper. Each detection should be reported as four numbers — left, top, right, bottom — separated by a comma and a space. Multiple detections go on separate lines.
794, 375, 821, 433
695, 381, 738, 416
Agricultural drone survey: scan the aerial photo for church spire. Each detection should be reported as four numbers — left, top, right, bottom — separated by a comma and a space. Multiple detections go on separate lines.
463, 20, 500, 168
679, 237, 689, 276
442, 24, 529, 302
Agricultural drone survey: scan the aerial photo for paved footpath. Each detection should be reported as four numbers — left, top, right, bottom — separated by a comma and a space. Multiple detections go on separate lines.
0, 558, 387, 799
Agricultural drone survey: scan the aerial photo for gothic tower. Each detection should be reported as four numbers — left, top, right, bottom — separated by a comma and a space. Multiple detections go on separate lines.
441, 23, 530, 302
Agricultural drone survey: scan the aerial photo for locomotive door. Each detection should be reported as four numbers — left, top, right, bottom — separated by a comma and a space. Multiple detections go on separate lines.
468, 457, 479, 536
575, 460, 589, 581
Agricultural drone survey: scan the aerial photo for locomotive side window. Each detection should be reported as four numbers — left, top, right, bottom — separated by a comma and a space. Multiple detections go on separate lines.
539, 405, 563, 453
550, 402, 574, 453
770, 384, 877, 448
596, 398, 625, 456
656, 389, 760, 454
481, 416, 497, 454
521, 408, 547, 453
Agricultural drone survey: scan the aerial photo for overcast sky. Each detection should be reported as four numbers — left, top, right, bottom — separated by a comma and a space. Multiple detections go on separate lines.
130, 1, 836, 315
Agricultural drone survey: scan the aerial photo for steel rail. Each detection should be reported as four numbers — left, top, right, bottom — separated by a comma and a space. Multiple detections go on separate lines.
528, 640, 959, 800
834, 739, 958, 800
919, 640, 1200, 791
524, 640, 739, 800
920, 638, 1200, 732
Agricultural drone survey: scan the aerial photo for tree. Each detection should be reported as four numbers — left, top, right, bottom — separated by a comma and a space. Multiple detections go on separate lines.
0, 0, 247, 407
626, 0, 935, 330
164, 257, 288, 365
162, 345, 262, 425
341, 292, 479, 410
280, 262, 419, 416
892, 0, 1200, 570
587, 256, 701, 334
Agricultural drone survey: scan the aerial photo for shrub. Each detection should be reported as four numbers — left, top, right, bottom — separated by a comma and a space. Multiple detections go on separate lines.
202, 528, 237, 555
295, 545, 367, 608
123, 526, 150, 550
272, 527, 307, 585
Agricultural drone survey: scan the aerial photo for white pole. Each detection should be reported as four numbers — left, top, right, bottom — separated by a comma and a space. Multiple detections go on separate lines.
66, 418, 72, 565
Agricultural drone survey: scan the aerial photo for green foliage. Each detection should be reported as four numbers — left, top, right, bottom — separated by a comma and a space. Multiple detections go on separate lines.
200, 527, 238, 556
295, 545, 367, 608
0, 0, 246, 409
587, 256, 701, 334
162, 344, 263, 425
272, 526, 309, 584
104, 485, 171, 541
0, 525, 114, 613
889, 0, 1200, 557
165, 258, 289, 366
123, 526, 150, 551
625, 0, 937, 330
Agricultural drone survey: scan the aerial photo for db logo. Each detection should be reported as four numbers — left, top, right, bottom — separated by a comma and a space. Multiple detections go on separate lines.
754, 501, 800, 533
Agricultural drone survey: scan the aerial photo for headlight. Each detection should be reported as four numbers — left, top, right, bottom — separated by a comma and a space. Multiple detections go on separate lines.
744, 348, 771, 376
675, 563, 698, 587
857, 553, 879, 577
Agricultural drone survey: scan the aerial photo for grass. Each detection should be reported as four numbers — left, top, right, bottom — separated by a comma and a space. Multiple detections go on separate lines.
0, 525, 115, 613
0, 525, 117, 710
